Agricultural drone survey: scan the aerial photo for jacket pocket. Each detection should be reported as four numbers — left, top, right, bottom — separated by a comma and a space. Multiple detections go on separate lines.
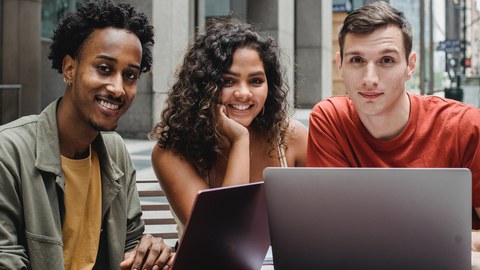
26, 230, 64, 270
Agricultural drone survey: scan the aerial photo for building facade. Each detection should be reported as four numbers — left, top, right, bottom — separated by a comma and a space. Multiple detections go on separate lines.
1, 0, 477, 138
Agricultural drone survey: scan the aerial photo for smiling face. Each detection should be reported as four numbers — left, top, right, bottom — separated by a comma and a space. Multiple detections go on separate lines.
62, 27, 142, 132
220, 47, 268, 127
336, 25, 416, 120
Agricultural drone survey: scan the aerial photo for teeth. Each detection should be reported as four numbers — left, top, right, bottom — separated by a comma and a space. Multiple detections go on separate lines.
232, 104, 250, 110
99, 100, 119, 110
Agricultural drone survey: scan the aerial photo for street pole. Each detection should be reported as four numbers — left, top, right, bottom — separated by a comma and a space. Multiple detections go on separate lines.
420, 0, 426, 95
428, 0, 434, 95
462, 0, 467, 75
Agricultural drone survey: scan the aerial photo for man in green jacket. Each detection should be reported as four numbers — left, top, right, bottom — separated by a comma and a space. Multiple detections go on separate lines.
0, 1, 172, 269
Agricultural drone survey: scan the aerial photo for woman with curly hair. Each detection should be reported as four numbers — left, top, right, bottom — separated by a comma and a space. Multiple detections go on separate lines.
149, 20, 307, 236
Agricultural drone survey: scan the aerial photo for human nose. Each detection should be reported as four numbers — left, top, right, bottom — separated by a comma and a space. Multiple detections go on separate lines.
233, 83, 252, 99
362, 63, 379, 87
105, 74, 125, 97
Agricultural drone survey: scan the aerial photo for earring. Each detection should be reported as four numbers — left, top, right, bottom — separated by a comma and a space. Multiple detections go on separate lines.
261, 106, 265, 116
63, 77, 72, 86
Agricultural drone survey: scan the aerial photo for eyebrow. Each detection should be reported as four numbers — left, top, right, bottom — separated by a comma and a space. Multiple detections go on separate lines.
97, 55, 141, 70
344, 48, 400, 57
223, 70, 266, 77
379, 48, 401, 55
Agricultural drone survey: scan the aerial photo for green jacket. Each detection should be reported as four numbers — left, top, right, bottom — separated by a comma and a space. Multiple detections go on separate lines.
0, 99, 144, 269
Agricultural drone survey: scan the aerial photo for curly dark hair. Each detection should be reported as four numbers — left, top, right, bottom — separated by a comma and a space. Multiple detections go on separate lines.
48, 0, 154, 73
149, 19, 289, 176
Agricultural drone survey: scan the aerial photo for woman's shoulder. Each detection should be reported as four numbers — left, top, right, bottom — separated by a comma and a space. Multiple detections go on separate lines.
152, 143, 185, 165
151, 142, 205, 179
285, 119, 307, 149
286, 118, 308, 140
283, 118, 307, 167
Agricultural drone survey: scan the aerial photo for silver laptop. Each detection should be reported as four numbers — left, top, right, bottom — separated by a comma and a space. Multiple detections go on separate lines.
171, 181, 270, 270
264, 167, 472, 270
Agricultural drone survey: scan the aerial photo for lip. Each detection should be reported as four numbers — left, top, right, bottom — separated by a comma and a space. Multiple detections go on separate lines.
96, 96, 124, 116
228, 104, 254, 112
358, 92, 383, 100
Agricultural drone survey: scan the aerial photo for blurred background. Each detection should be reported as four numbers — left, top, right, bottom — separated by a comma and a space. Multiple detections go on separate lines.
1, 0, 479, 138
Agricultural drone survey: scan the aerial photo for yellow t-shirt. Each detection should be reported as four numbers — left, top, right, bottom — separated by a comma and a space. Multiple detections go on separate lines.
61, 147, 102, 270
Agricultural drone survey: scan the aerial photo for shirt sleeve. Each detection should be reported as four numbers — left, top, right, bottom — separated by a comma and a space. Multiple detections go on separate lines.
307, 101, 351, 167
0, 160, 30, 268
124, 162, 145, 252
459, 107, 480, 208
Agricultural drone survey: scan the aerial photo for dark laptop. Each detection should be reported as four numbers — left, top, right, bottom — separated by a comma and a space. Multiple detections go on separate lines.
264, 167, 472, 270
171, 181, 270, 270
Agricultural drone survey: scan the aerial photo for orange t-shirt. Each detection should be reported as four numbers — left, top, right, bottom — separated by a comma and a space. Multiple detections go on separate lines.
307, 93, 480, 228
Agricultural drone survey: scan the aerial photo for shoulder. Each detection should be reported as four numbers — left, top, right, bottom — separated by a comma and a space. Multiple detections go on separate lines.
151, 142, 204, 183
100, 131, 125, 143
311, 95, 352, 119
152, 143, 188, 168
0, 115, 38, 152
285, 119, 307, 166
97, 132, 131, 164
315, 95, 351, 108
411, 93, 480, 121
411, 92, 466, 109
152, 142, 169, 161
0, 115, 38, 135
309, 96, 356, 132
0, 117, 40, 182
100, 132, 127, 150
409, 93, 480, 137
286, 119, 307, 140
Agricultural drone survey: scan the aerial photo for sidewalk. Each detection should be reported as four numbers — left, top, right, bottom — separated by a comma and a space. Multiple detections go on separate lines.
124, 138, 157, 179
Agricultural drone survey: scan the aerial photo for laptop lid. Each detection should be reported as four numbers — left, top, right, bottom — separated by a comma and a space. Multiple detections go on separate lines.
264, 168, 471, 270
172, 181, 270, 270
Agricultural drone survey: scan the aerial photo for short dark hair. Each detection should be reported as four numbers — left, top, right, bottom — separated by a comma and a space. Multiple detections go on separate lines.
48, 1, 154, 73
149, 19, 289, 175
338, 1, 412, 63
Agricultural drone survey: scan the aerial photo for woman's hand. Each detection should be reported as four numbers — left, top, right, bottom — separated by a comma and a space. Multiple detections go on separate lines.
216, 104, 250, 185
217, 104, 249, 144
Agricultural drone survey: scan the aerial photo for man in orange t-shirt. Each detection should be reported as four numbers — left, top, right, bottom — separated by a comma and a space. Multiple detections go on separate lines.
307, 1, 480, 247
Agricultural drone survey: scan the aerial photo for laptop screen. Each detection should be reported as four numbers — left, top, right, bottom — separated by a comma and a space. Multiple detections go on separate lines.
264, 167, 471, 270
172, 181, 270, 270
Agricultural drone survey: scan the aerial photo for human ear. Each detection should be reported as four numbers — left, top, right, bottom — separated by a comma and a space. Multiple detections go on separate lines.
335, 52, 343, 77
62, 55, 76, 83
406, 52, 416, 79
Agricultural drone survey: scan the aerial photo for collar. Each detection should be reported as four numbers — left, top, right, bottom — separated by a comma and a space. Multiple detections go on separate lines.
35, 98, 124, 181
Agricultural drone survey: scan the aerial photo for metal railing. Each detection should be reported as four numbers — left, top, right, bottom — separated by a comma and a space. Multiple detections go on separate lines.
0, 84, 22, 120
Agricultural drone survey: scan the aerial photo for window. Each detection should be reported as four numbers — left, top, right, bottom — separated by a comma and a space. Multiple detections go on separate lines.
42, 0, 98, 38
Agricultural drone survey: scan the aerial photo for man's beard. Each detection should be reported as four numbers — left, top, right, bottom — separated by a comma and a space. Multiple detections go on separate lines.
89, 119, 117, 132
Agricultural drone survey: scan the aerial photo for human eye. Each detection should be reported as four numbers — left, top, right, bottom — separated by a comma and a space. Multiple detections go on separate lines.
250, 77, 265, 86
379, 56, 395, 65
97, 64, 112, 74
349, 56, 364, 64
222, 77, 235, 87
124, 70, 139, 81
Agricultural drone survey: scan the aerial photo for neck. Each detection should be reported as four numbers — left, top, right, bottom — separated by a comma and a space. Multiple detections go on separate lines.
57, 98, 98, 159
358, 92, 410, 140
